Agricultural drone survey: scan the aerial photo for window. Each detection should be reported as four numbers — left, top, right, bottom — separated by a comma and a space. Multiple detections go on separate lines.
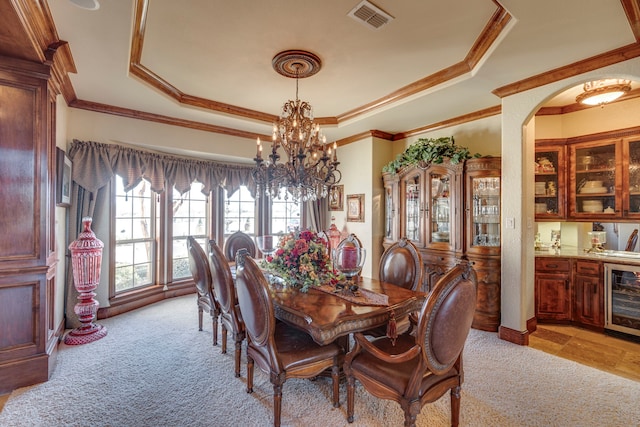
170, 182, 210, 281
113, 176, 157, 293
271, 188, 301, 235
223, 186, 256, 237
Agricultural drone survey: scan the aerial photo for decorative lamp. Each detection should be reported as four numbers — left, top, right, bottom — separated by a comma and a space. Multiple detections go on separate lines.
64, 217, 108, 345
252, 50, 341, 202
576, 79, 631, 106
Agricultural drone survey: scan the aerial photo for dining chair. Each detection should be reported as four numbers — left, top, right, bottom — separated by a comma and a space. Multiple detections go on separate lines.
365, 237, 424, 338
625, 229, 638, 251
207, 239, 246, 378
187, 236, 220, 346
223, 230, 257, 262
344, 260, 477, 427
234, 250, 343, 427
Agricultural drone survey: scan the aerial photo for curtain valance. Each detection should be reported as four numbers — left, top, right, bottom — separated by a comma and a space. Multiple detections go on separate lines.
68, 139, 256, 197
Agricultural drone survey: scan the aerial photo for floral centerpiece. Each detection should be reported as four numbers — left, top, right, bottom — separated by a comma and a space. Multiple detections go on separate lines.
261, 230, 342, 292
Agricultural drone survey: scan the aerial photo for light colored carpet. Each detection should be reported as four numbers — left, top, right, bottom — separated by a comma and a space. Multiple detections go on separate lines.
1, 295, 638, 427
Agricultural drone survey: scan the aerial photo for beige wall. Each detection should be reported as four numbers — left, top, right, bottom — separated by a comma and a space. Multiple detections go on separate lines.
536, 96, 640, 139
66, 108, 256, 163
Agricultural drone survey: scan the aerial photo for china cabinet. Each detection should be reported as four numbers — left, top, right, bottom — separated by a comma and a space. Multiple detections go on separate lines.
464, 157, 502, 331
534, 144, 566, 220
383, 157, 501, 331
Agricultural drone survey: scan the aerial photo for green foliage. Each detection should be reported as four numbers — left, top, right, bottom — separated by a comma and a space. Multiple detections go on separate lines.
382, 136, 480, 174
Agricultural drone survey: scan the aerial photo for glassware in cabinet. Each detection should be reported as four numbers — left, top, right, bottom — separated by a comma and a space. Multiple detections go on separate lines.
429, 173, 451, 245
625, 139, 640, 216
570, 140, 620, 217
400, 170, 425, 247
382, 172, 399, 243
470, 176, 500, 248
535, 146, 565, 219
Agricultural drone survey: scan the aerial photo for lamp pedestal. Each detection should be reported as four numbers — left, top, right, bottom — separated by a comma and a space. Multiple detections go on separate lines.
64, 217, 107, 345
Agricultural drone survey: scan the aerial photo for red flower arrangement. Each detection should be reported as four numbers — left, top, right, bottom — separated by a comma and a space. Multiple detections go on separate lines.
261, 230, 342, 292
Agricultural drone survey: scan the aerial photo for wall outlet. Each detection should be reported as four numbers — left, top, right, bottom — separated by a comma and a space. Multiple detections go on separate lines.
506, 217, 515, 229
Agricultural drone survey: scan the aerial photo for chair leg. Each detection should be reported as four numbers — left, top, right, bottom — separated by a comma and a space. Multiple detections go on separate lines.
198, 306, 203, 331
346, 374, 355, 423
212, 315, 218, 346
221, 326, 228, 354
331, 362, 340, 408
234, 336, 242, 378
247, 356, 254, 393
451, 385, 461, 427
273, 382, 283, 427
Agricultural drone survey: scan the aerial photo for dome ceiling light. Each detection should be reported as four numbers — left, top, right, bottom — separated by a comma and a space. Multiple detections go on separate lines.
575, 79, 631, 106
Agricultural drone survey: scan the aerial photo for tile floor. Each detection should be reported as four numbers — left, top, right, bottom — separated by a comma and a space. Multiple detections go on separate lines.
1, 325, 638, 414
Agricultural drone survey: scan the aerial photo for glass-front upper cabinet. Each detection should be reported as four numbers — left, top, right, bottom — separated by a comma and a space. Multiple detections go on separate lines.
624, 138, 640, 218
430, 172, 451, 245
382, 172, 399, 244
400, 170, 426, 247
569, 138, 621, 218
535, 145, 565, 220
465, 157, 501, 255
426, 163, 463, 253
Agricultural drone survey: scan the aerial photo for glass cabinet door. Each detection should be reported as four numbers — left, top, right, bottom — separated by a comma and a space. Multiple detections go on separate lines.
384, 185, 394, 240
401, 171, 424, 246
571, 140, 620, 217
625, 139, 640, 217
429, 172, 451, 247
535, 147, 564, 219
470, 176, 500, 248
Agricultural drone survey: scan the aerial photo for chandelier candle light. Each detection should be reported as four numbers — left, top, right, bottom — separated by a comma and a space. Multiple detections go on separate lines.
253, 50, 341, 202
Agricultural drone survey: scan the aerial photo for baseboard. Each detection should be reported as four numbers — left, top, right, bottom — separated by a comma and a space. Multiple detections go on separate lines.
0, 355, 50, 394
498, 324, 529, 345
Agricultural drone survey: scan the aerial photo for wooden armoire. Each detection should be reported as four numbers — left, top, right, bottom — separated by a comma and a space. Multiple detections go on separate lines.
0, 2, 71, 393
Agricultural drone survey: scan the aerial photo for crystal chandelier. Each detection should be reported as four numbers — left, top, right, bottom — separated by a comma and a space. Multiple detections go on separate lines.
252, 50, 341, 202
576, 79, 631, 106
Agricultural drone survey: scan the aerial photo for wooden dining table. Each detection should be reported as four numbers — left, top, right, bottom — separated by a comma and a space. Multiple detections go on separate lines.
268, 277, 427, 346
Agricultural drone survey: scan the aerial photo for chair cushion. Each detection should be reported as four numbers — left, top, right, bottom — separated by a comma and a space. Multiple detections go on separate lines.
274, 322, 341, 370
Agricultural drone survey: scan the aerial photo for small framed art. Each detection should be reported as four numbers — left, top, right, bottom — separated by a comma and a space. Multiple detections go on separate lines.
328, 185, 344, 211
56, 147, 72, 207
346, 194, 364, 222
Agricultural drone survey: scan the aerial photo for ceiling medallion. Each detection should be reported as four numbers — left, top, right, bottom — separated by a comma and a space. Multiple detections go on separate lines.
576, 79, 632, 106
272, 50, 322, 79
252, 50, 340, 202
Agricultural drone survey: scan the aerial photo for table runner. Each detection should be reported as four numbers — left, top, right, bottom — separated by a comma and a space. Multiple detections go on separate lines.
314, 283, 389, 306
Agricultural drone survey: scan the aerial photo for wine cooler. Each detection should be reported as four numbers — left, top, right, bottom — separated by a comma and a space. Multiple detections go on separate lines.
605, 263, 640, 337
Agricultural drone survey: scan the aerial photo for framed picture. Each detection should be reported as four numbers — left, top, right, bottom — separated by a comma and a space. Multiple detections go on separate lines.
56, 147, 72, 207
328, 185, 344, 211
346, 194, 364, 222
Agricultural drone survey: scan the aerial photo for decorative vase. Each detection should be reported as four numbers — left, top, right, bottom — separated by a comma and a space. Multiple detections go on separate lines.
64, 217, 108, 345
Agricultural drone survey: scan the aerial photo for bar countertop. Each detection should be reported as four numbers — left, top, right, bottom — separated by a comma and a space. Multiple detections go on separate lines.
535, 247, 640, 266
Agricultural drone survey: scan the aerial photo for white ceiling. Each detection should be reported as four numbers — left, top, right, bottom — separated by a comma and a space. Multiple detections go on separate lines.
48, 0, 636, 149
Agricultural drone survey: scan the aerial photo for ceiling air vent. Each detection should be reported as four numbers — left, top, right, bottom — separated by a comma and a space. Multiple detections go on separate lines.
348, 0, 394, 30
